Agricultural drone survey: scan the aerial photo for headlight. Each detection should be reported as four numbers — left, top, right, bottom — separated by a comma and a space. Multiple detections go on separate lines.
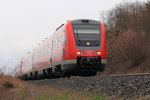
95, 52, 101, 55
77, 51, 83, 55
86, 42, 90, 46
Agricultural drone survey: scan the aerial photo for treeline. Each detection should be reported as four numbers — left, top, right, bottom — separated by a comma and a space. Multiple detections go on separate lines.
102, 1, 150, 33
100, 1, 150, 74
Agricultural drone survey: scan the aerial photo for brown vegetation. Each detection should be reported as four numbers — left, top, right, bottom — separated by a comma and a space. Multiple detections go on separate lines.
0, 74, 149, 100
0, 74, 18, 100
100, 1, 150, 75
0, 74, 110, 100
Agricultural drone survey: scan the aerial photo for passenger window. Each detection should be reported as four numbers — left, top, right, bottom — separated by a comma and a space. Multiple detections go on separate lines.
63, 31, 66, 46
58, 37, 61, 48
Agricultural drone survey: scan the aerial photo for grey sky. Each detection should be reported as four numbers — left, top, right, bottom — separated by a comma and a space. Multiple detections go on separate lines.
0, 0, 147, 67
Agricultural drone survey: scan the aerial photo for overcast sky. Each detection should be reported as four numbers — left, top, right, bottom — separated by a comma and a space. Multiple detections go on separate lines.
0, 0, 147, 68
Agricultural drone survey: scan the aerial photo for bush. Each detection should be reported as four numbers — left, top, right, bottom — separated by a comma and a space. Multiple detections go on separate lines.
101, 1, 150, 74
113, 30, 146, 67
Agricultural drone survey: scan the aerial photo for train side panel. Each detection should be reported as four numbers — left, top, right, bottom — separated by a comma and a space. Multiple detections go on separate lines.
33, 36, 53, 72
22, 52, 33, 75
65, 22, 77, 60
100, 22, 107, 63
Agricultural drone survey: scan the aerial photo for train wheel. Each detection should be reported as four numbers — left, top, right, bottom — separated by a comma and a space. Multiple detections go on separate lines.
22, 74, 28, 80
54, 65, 63, 78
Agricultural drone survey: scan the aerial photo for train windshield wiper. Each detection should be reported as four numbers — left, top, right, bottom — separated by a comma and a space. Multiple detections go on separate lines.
75, 29, 81, 43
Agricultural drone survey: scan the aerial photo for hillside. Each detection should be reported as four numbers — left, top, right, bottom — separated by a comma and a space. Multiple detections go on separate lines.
100, 1, 150, 75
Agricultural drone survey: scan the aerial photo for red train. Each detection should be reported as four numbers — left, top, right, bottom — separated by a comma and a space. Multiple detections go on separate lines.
16, 19, 107, 79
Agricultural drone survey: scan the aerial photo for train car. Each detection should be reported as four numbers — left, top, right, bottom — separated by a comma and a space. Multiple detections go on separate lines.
18, 19, 107, 79
15, 59, 23, 78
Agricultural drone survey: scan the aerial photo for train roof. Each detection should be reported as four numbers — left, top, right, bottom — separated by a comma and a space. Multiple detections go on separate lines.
71, 19, 100, 24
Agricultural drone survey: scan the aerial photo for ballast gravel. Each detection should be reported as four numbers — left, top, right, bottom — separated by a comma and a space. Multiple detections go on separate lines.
29, 74, 150, 99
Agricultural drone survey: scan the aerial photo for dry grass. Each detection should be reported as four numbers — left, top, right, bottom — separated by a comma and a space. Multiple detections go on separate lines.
0, 74, 23, 100
0, 74, 149, 100
0, 74, 110, 100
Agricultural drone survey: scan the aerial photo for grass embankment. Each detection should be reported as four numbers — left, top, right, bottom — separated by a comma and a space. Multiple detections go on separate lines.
0, 74, 149, 100
0, 74, 109, 100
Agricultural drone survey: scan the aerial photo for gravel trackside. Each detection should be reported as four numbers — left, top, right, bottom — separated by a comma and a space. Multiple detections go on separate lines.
29, 74, 150, 99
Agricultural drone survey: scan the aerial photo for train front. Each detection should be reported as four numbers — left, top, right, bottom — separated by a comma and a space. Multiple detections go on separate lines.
64, 19, 107, 76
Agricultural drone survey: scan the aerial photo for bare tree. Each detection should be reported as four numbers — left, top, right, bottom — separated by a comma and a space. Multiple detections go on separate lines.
100, 1, 150, 74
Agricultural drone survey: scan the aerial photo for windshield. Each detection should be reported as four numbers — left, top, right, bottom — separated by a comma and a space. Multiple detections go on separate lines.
74, 28, 100, 40
73, 24, 101, 47
74, 28, 99, 34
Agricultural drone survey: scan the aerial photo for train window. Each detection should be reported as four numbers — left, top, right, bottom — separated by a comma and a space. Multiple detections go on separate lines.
46, 46, 48, 54
53, 37, 58, 50
44, 47, 46, 55
42, 48, 43, 56
39, 50, 40, 57
43, 47, 45, 56
58, 37, 61, 48
55, 38, 57, 50
43, 48, 44, 56
45, 46, 47, 55
41, 50, 43, 56
47, 45, 49, 54
42, 48, 44, 56
73, 24, 100, 47
48, 44, 50, 49
35, 53, 37, 58
53, 39, 55, 50
74, 28, 100, 40
56, 38, 59, 49
40, 50, 42, 57
74, 28, 99, 34
62, 30, 66, 45
57, 38, 59, 48
37, 51, 39, 58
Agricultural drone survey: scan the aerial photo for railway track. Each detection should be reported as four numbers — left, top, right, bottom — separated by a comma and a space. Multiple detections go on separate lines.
29, 73, 150, 99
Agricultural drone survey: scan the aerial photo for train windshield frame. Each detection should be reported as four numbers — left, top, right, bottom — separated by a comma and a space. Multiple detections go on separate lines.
73, 24, 101, 48
74, 28, 100, 40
